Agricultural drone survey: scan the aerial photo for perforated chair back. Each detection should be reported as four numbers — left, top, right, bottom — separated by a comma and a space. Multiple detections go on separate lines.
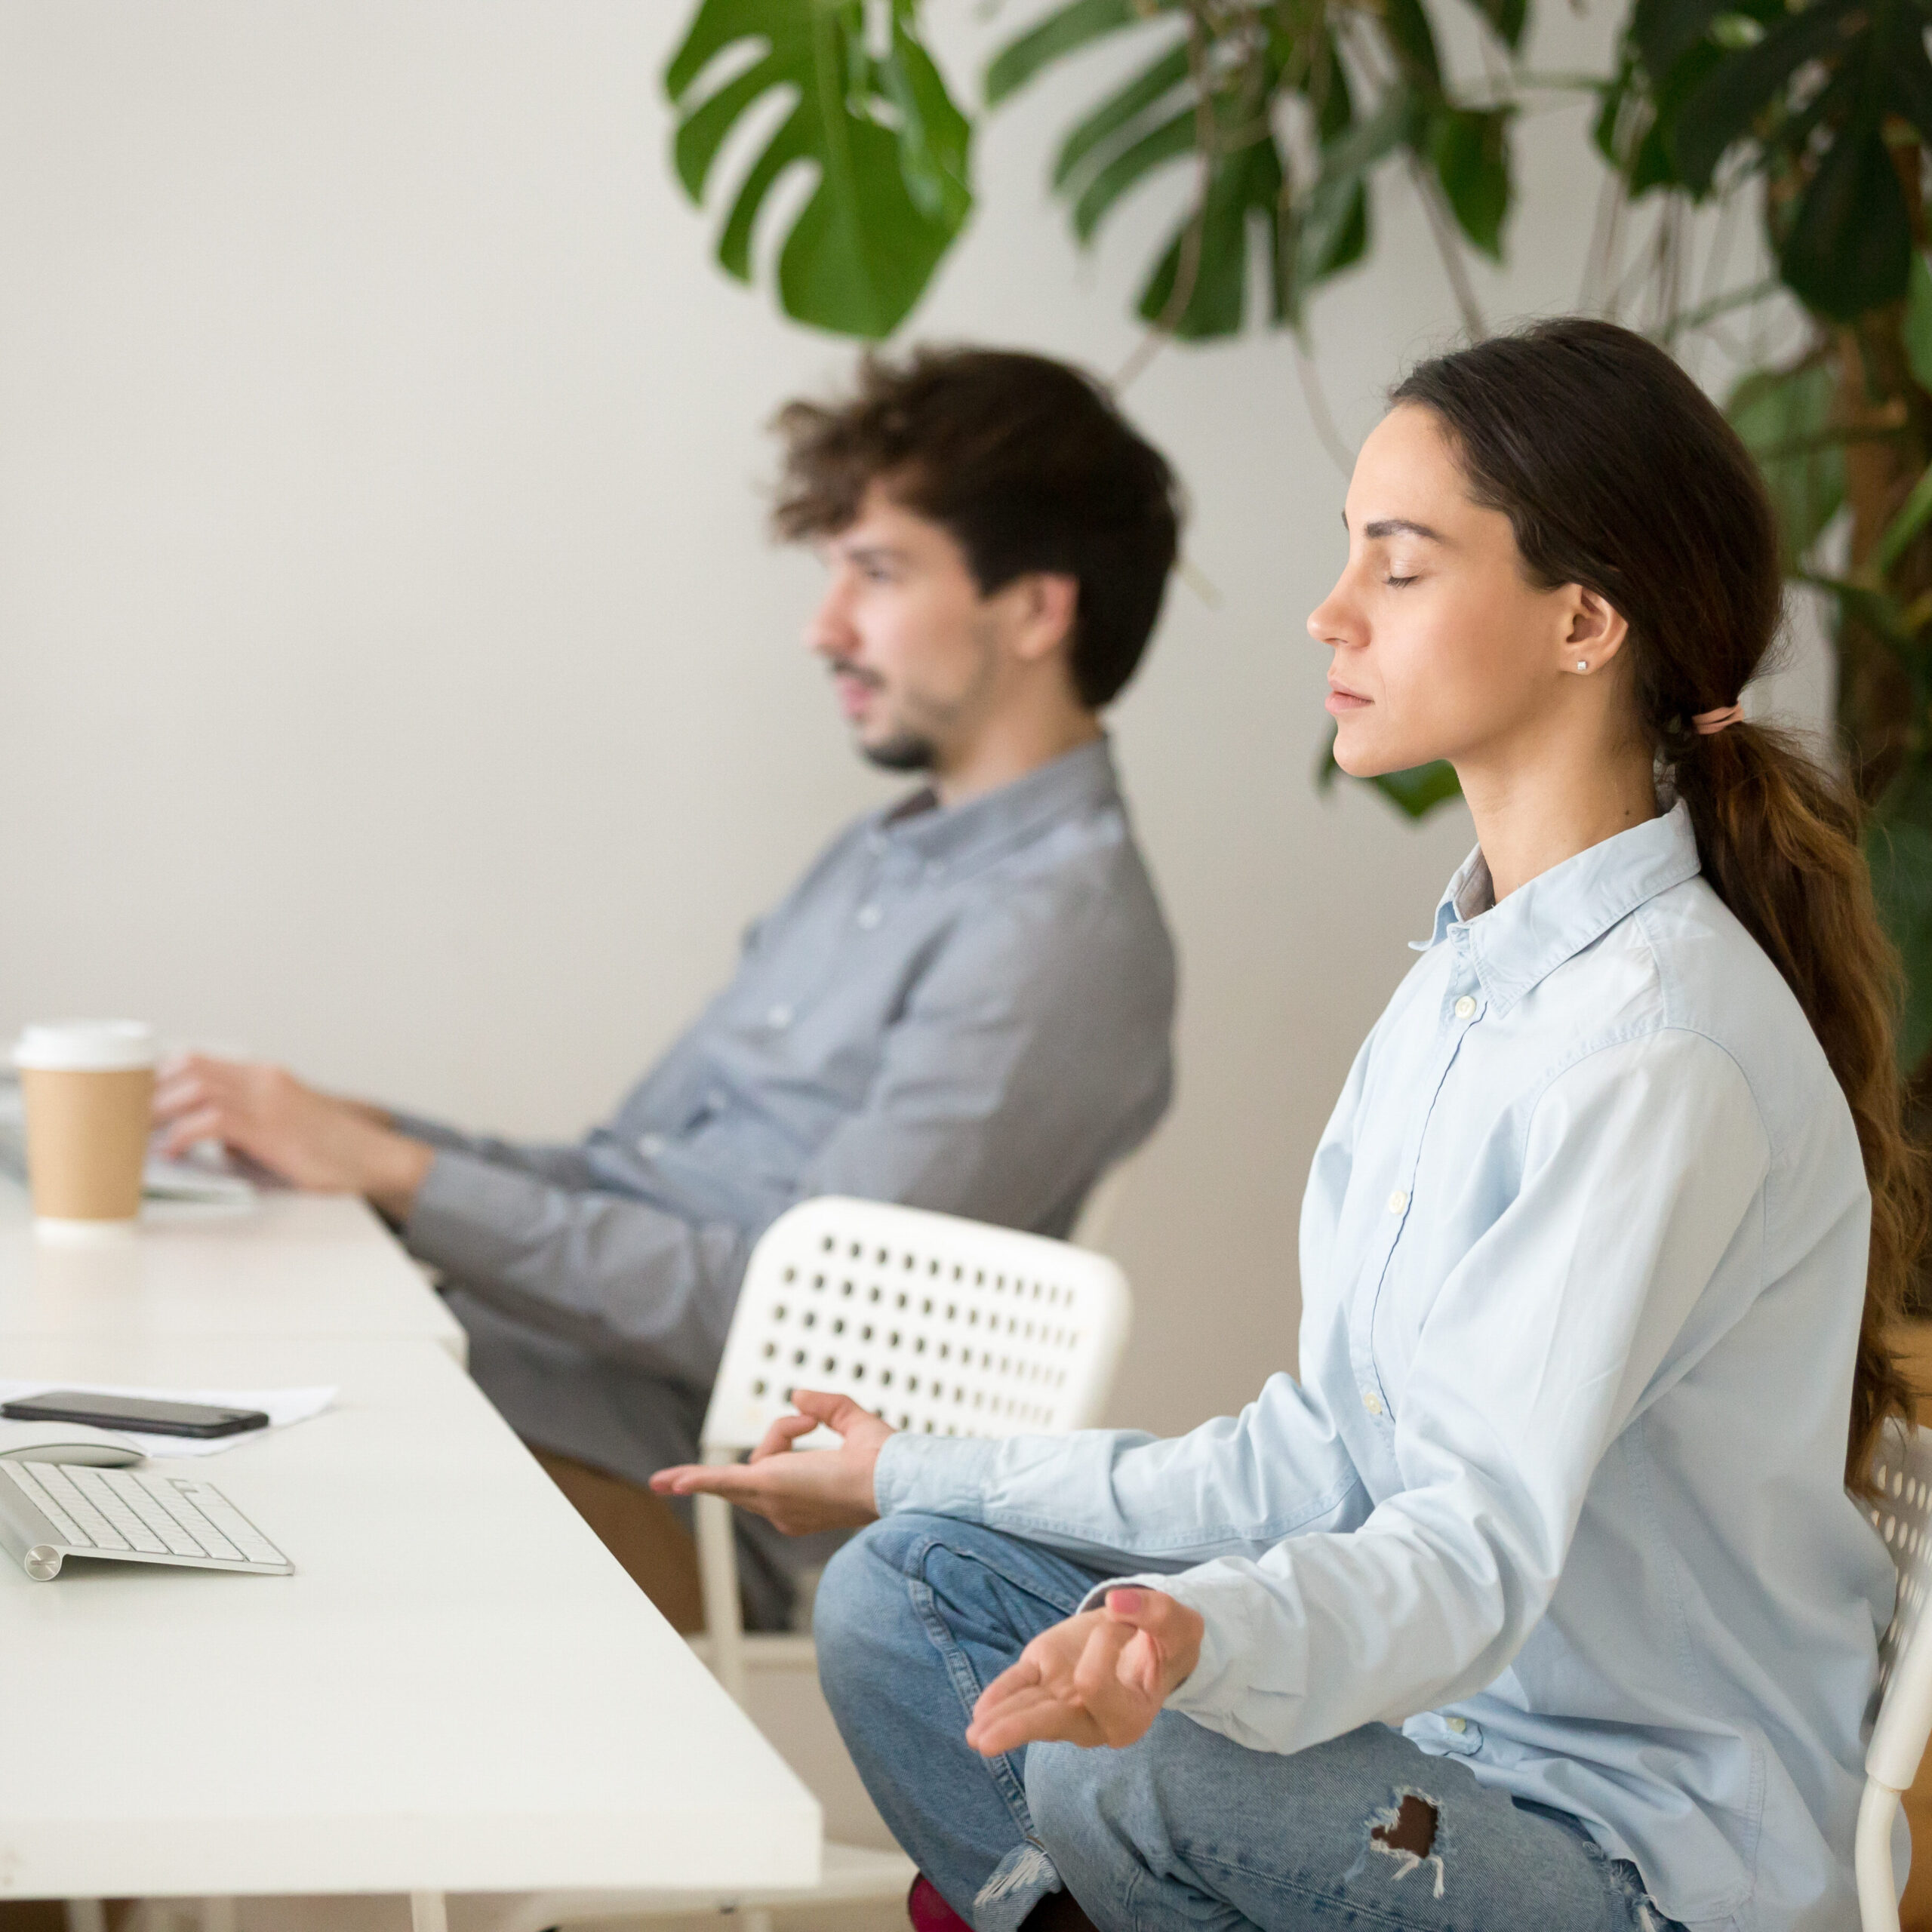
701, 1196, 1132, 1456
1856, 1423, 1932, 1930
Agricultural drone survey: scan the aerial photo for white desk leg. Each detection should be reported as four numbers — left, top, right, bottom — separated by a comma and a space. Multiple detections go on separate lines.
65, 1903, 107, 1932
201, 1899, 236, 1932
410, 1894, 448, 1932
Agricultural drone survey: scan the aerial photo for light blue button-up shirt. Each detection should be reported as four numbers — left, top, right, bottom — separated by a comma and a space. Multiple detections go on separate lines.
875, 803, 1896, 1932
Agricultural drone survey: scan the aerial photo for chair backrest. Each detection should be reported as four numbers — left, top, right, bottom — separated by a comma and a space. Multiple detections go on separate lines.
1866, 1422, 1932, 1791
701, 1196, 1132, 1455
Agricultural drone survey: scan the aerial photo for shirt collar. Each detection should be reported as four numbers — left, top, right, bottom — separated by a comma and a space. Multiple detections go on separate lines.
872, 737, 1122, 871
1413, 801, 1701, 1014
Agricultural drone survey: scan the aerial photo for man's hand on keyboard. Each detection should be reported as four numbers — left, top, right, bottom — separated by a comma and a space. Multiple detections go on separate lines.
153, 1054, 432, 1220
650, 1390, 891, 1534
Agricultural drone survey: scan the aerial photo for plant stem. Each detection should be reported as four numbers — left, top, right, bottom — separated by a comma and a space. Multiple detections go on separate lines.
1659, 275, 1779, 343
1114, 5, 1217, 389
1406, 155, 1487, 339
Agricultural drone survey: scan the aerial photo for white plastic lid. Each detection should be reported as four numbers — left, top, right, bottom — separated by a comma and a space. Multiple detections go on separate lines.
12, 1021, 158, 1072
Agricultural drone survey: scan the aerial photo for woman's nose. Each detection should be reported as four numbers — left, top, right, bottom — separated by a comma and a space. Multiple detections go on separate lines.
1307, 586, 1350, 648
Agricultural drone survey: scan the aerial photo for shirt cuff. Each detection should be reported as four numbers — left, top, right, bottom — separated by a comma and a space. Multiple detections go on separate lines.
872, 1431, 1001, 1521
401, 1148, 544, 1282
386, 1109, 475, 1155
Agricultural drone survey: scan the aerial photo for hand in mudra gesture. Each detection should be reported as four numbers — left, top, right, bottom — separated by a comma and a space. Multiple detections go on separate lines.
966, 1587, 1204, 1758
655, 1389, 1204, 1755
650, 1389, 893, 1535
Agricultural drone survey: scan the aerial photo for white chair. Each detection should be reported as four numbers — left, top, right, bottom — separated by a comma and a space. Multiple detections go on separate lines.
1858, 1423, 1932, 1930
455, 1195, 1134, 1932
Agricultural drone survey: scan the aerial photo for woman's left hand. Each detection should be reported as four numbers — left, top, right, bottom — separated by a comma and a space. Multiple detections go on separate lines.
965, 1587, 1204, 1756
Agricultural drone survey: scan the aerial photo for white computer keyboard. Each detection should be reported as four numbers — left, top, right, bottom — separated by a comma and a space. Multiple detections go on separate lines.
0, 1460, 292, 1580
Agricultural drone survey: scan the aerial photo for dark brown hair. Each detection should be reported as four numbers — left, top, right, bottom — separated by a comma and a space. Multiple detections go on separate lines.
772, 346, 1182, 709
1392, 316, 1924, 1493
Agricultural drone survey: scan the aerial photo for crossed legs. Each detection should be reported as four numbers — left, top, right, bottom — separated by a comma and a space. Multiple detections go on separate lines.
816, 1515, 1681, 1932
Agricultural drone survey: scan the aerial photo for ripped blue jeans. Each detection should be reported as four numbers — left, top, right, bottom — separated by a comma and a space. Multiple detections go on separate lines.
815, 1515, 1686, 1932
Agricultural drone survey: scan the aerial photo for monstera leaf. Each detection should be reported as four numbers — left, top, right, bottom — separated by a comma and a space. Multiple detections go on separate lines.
986, 0, 1521, 341
1869, 803, 1932, 1073
1429, 106, 1515, 259
995, 2, 1290, 338
1619, 0, 1926, 317
1726, 356, 1844, 571
664, 0, 971, 339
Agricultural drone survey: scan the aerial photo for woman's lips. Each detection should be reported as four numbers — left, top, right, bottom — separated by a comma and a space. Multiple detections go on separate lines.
1325, 686, 1371, 713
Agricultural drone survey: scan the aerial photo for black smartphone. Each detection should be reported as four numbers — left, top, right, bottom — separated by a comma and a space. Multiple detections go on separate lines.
0, 1391, 271, 1438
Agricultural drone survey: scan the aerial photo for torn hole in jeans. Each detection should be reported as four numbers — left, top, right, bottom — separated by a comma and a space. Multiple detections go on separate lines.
1359, 1788, 1447, 1899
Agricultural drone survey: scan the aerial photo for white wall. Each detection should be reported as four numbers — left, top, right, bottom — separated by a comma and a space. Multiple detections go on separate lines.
0, 1, 1818, 1436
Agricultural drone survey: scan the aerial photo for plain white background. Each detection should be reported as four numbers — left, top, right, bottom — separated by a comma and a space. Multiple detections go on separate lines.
0, 0, 1826, 1436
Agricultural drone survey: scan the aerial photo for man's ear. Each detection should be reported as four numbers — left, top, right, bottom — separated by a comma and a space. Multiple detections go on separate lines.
1561, 586, 1629, 673
1004, 572, 1080, 664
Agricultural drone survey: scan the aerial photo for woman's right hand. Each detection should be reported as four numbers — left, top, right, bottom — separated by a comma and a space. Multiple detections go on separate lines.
649, 1389, 893, 1535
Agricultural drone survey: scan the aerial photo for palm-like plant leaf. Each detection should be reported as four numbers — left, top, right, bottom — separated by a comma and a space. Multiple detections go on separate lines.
1052, 43, 1191, 191
986, 0, 1174, 106
1669, 0, 1857, 192
1875, 829, 1932, 1071
1779, 115, 1911, 320
664, 0, 972, 339
1430, 106, 1515, 258
1457, 0, 1529, 53
1137, 122, 1290, 337
1071, 106, 1198, 241
988, 3, 1486, 343
1726, 357, 1844, 570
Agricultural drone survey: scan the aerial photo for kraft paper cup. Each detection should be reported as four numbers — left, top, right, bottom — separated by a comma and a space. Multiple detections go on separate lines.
12, 1021, 158, 1240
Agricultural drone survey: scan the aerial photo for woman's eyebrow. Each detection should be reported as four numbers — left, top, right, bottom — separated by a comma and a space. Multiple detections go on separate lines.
1361, 516, 1447, 543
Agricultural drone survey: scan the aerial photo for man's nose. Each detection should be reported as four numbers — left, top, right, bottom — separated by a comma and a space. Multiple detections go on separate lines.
805, 583, 858, 659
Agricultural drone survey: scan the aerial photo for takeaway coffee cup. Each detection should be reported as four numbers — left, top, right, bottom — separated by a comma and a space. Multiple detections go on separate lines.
11, 1021, 158, 1238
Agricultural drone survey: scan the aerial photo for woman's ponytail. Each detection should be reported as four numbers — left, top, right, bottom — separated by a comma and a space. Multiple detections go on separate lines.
1672, 724, 1922, 1485
1394, 319, 1927, 1492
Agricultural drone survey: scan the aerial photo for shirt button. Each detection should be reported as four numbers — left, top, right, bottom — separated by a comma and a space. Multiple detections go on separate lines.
1362, 1389, 1384, 1417
638, 1133, 666, 1158
855, 903, 883, 930
1454, 995, 1476, 1019
1447, 1716, 1468, 1734
766, 1004, 793, 1029
1387, 1190, 1407, 1215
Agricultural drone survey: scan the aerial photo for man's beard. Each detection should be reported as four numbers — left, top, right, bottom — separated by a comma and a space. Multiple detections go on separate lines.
860, 730, 938, 773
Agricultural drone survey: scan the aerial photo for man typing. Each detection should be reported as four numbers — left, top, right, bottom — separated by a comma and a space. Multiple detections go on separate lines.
153, 347, 1181, 1626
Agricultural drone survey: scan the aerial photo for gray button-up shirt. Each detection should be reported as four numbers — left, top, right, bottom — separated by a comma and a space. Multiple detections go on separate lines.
398, 739, 1176, 1456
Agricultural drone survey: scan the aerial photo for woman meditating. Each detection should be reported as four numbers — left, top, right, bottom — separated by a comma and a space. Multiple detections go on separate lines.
654, 317, 1924, 1932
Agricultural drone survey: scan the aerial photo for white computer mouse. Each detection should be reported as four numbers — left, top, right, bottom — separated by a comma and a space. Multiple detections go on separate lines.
0, 1419, 144, 1466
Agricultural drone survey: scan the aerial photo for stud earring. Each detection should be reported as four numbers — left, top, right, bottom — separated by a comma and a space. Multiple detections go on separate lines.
1575, 659, 1588, 672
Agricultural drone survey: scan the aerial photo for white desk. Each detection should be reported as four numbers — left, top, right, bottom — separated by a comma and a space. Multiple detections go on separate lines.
0, 1331, 819, 1902
0, 1182, 466, 1360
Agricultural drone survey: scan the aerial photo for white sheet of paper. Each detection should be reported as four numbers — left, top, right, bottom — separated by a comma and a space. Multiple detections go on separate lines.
0, 1380, 334, 1457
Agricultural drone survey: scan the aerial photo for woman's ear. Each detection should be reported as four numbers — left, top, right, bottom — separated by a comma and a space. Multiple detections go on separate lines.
1562, 586, 1630, 675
